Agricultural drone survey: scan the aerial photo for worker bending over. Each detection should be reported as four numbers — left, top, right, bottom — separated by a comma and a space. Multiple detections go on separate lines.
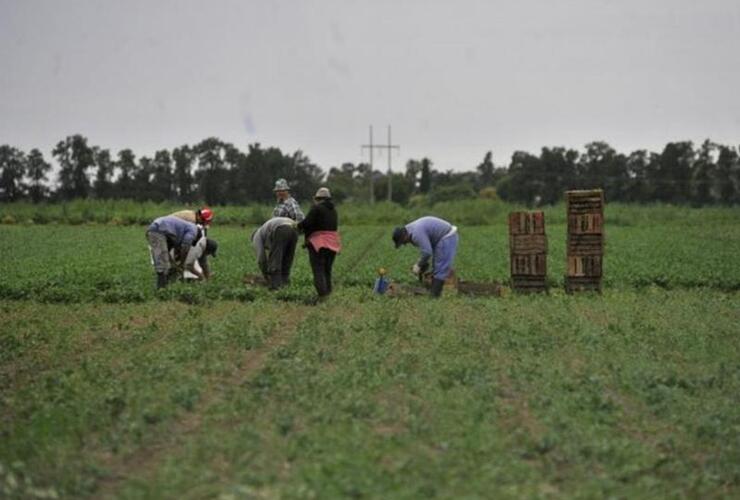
251, 217, 299, 290
147, 216, 198, 289
392, 216, 459, 297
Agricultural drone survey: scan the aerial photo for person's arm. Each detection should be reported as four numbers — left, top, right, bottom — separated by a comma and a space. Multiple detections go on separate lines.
197, 254, 211, 279
412, 230, 433, 270
292, 200, 305, 222
297, 206, 318, 233
184, 239, 206, 279
252, 228, 269, 277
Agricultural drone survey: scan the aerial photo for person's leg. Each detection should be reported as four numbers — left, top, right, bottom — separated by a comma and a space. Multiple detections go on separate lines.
281, 229, 298, 286
146, 231, 171, 288
431, 234, 459, 297
308, 245, 328, 296
268, 226, 290, 289
321, 249, 336, 294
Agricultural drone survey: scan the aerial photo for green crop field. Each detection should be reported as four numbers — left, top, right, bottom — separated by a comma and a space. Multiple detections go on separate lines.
1, 207, 740, 498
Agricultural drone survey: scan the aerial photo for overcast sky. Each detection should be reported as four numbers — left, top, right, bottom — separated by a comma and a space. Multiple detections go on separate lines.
1, 0, 739, 173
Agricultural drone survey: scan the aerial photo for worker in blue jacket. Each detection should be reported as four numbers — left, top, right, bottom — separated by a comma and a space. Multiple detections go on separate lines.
146, 215, 199, 289
392, 216, 459, 297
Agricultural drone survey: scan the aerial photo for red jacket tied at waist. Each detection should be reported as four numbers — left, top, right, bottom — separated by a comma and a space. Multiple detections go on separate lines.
308, 231, 342, 253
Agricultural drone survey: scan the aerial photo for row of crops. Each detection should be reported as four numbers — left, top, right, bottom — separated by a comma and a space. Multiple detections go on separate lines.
2, 220, 739, 304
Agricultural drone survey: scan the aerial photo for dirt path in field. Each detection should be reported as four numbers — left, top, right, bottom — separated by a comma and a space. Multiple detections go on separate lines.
93, 304, 312, 499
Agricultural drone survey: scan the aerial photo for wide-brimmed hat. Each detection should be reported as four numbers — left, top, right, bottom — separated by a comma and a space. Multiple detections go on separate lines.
314, 187, 331, 199
273, 178, 290, 192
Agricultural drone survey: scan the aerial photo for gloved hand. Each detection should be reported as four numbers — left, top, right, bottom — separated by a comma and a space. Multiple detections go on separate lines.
412, 263, 421, 276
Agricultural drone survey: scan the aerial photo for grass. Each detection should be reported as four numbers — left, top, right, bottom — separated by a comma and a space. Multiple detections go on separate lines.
1, 210, 739, 498
1, 290, 738, 498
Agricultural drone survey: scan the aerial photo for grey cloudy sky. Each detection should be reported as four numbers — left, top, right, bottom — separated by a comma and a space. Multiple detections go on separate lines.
1, 0, 739, 172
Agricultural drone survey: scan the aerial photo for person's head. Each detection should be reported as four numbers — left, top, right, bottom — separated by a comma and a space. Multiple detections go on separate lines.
392, 226, 410, 248
313, 187, 331, 204
197, 207, 214, 226
204, 238, 218, 258
273, 178, 291, 201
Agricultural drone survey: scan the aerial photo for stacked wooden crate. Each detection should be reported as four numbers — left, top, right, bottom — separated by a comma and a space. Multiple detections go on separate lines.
565, 189, 605, 292
509, 211, 547, 292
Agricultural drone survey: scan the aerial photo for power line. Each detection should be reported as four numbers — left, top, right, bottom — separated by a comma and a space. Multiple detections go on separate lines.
361, 125, 400, 203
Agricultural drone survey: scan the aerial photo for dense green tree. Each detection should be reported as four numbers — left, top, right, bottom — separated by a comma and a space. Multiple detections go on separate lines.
655, 141, 694, 203
539, 147, 579, 204
133, 156, 154, 201
115, 149, 137, 200
0, 145, 27, 201
53, 135, 95, 200
498, 151, 542, 205
172, 146, 194, 203
93, 148, 115, 199
151, 150, 175, 202
194, 138, 234, 205
476, 151, 495, 188
691, 140, 717, 206
419, 158, 432, 194
26, 148, 51, 203
624, 150, 658, 202
715, 145, 738, 204
578, 142, 628, 201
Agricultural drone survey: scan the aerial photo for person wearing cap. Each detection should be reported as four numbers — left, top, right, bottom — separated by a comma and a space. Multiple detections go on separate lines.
297, 187, 341, 300
251, 217, 299, 290
171, 207, 215, 227
392, 216, 459, 297
272, 178, 304, 222
146, 215, 200, 289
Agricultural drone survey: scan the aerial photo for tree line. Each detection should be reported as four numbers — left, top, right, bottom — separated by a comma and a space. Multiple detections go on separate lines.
1, 135, 738, 206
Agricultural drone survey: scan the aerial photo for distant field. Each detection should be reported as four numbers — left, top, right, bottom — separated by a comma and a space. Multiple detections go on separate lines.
1, 212, 739, 498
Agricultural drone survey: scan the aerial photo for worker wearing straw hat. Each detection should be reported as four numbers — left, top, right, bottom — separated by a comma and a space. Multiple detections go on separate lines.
272, 178, 305, 222
297, 187, 341, 301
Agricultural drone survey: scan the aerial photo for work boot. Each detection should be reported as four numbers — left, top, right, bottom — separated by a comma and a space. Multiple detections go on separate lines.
156, 272, 168, 289
430, 278, 445, 298
268, 274, 282, 290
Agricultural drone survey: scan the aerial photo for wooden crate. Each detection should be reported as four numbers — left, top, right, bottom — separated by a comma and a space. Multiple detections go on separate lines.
511, 276, 548, 293
509, 211, 547, 293
565, 276, 602, 293
565, 189, 604, 293
509, 211, 545, 235
511, 253, 547, 276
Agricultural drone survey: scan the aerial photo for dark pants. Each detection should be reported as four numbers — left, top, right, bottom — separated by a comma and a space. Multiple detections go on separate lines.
268, 225, 298, 285
308, 246, 336, 297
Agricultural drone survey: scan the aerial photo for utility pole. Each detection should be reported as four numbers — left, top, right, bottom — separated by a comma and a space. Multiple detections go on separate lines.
361, 125, 400, 204
361, 126, 375, 204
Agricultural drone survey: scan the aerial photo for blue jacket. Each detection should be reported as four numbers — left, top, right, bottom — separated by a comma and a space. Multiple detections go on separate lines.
148, 216, 198, 247
405, 216, 454, 267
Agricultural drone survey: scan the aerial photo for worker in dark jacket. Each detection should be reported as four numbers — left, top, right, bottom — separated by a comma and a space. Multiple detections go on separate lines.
297, 187, 341, 300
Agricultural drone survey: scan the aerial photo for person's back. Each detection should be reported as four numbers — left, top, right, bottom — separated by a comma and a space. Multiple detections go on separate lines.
298, 198, 338, 238
252, 217, 295, 251
406, 216, 452, 249
149, 216, 198, 246
170, 210, 197, 224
